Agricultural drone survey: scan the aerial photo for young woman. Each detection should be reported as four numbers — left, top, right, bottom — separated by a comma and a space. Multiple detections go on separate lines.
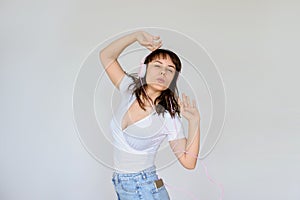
99, 30, 200, 200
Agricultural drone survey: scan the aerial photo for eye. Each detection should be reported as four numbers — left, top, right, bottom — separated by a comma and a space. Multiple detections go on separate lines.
154, 65, 160, 67
167, 68, 175, 73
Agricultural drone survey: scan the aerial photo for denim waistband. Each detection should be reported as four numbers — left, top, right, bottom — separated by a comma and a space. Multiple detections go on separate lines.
112, 165, 157, 182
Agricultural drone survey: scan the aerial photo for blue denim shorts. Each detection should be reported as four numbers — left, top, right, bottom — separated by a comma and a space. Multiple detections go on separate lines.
112, 166, 170, 200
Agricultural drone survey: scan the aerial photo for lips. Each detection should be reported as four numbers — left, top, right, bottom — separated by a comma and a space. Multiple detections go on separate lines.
157, 78, 165, 83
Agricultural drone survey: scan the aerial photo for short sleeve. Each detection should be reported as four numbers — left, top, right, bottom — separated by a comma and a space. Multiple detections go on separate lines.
163, 114, 186, 141
119, 74, 134, 93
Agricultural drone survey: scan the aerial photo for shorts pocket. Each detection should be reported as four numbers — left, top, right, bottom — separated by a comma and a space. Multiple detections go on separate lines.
120, 180, 138, 194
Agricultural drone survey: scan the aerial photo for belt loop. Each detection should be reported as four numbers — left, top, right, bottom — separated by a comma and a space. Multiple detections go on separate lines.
113, 172, 120, 184
141, 171, 147, 180
117, 173, 121, 184
112, 173, 116, 184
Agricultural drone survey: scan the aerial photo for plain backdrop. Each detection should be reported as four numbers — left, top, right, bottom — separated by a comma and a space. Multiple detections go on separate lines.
1, 0, 300, 200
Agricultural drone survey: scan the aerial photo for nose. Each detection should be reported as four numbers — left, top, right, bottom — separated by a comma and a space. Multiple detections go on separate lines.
160, 70, 166, 75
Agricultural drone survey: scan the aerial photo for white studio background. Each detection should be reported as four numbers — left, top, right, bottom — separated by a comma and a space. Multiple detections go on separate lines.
1, 1, 300, 200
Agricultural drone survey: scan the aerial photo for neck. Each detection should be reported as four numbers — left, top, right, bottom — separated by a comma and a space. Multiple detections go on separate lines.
143, 87, 161, 106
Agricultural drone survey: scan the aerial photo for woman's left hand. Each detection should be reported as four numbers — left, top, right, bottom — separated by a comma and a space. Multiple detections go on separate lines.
178, 93, 200, 123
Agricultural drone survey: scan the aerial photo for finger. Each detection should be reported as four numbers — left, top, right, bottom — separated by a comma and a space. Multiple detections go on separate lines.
146, 47, 154, 51
178, 98, 184, 110
186, 95, 190, 107
152, 39, 162, 46
183, 94, 188, 107
153, 41, 162, 49
177, 97, 181, 105
182, 93, 186, 107
192, 99, 196, 108
152, 43, 162, 51
153, 46, 162, 51
146, 45, 156, 51
141, 41, 152, 47
184, 107, 196, 112
148, 46, 155, 51
157, 41, 163, 48
152, 39, 161, 44
152, 35, 160, 40
157, 43, 163, 49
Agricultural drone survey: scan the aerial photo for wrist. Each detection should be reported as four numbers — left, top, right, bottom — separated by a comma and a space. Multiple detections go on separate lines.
188, 118, 200, 125
133, 30, 143, 40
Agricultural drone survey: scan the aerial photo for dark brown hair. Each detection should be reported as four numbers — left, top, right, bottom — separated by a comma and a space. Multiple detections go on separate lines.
127, 49, 182, 118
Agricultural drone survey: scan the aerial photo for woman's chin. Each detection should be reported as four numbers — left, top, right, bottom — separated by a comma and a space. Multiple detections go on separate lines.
148, 83, 168, 91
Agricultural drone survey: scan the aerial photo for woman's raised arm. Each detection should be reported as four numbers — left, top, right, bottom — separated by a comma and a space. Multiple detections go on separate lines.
99, 31, 162, 90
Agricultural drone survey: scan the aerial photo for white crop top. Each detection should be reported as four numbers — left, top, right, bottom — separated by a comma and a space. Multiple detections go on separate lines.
110, 74, 186, 173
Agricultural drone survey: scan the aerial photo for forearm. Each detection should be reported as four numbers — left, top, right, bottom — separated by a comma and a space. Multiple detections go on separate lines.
184, 119, 200, 169
100, 31, 140, 62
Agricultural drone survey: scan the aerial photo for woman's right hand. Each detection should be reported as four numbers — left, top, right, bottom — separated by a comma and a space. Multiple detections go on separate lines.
136, 31, 162, 51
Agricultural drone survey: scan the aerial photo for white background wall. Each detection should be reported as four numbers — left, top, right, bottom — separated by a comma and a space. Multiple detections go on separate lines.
1, 0, 300, 199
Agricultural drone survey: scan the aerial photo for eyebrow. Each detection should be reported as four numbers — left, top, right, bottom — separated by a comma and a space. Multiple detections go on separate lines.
153, 60, 176, 69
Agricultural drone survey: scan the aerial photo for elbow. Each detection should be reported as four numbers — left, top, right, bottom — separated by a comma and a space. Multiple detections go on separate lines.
99, 49, 106, 60
184, 165, 196, 170
182, 162, 197, 170
99, 49, 110, 60
180, 153, 198, 170
99, 49, 112, 69
99, 49, 116, 65
99, 47, 116, 59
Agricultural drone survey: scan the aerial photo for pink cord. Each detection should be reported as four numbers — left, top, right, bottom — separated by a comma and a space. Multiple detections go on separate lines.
163, 151, 224, 200
199, 160, 224, 200
186, 151, 224, 200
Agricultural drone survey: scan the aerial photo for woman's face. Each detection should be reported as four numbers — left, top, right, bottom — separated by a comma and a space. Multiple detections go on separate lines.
145, 55, 176, 92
